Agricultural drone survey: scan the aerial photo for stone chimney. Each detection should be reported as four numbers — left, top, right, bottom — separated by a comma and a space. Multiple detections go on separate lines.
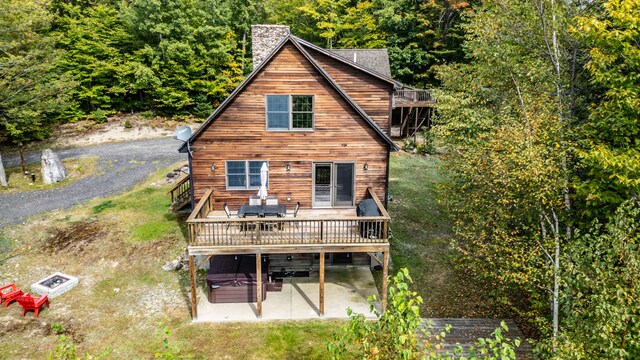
251, 25, 290, 70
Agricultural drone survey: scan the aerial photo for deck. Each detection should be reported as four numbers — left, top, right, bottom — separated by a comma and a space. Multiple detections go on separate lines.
420, 318, 532, 358
393, 89, 435, 107
187, 187, 390, 255
184, 187, 392, 319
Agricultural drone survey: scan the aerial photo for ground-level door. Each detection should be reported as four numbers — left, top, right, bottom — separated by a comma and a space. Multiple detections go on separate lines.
312, 162, 355, 208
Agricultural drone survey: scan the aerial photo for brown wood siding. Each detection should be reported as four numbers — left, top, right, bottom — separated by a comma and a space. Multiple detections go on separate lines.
305, 48, 393, 133
191, 43, 388, 209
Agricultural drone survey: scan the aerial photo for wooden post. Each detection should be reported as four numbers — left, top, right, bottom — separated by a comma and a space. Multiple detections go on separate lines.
319, 252, 325, 316
256, 252, 262, 318
382, 251, 389, 312
189, 255, 198, 320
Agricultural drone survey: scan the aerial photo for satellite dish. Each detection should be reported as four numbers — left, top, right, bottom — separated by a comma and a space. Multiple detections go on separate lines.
174, 126, 192, 142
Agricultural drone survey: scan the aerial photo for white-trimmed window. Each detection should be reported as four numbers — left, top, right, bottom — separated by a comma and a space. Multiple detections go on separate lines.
266, 95, 314, 130
226, 161, 268, 190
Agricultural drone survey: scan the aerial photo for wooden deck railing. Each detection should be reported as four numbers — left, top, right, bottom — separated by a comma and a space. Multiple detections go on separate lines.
169, 174, 191, 207
394, 89, 434, 104
187, 187, 389, 248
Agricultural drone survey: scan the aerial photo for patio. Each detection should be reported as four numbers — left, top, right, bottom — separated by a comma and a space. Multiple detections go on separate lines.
193, 266, 381, 322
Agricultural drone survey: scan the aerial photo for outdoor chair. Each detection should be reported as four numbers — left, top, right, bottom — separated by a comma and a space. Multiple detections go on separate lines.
0, 283, 23, 308
223, 203, 236, 218
223, 203, 238, 231
16, 293, 49, 318
285, 202, 301, 229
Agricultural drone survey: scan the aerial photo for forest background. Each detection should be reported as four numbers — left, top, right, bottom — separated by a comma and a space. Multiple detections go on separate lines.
1, 0, 639, 358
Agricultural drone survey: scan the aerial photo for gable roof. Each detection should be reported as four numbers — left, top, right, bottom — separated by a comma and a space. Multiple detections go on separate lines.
179, 35, 398, 153
293, 36, 402, 88
328, 49, 392, 77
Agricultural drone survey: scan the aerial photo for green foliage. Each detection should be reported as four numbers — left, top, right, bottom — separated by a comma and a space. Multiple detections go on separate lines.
552, 198, 640, 358
48, 322, 111, 360
0, 0, 76, 143
573, 0, 640, 218
124, 119, 133, 129
90, 109, 109, 124
49, 334, 77, 360
327, 268, 424, 359
434, 0, 591, 346
92, 200, 116, 214
155, 325, 192, 359
327, 268, 520, 359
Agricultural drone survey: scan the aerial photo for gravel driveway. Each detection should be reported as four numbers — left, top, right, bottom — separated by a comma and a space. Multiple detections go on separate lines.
0, 138, 186, 228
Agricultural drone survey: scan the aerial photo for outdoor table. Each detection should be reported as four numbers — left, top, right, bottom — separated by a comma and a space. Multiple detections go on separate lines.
238, 204, 286, 218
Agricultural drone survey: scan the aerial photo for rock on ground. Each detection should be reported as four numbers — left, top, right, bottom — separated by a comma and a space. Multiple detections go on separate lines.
0, 154, 6, 187
41, 149, 66, 184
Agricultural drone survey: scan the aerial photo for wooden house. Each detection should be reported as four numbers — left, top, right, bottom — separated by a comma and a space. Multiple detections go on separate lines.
172, 25, 402, 320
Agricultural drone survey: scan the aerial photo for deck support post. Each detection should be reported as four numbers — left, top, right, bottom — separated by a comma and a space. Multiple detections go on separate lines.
319, 251, 325, 316
382, 251, 389, 312
189, 255, 198, 320
256, 252, 262, 318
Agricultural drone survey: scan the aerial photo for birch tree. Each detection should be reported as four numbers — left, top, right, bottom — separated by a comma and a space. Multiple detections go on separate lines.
435, 0, 589, 351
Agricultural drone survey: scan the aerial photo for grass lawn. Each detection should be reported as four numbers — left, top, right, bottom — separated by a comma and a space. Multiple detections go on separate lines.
388, 152, 509, 318
0, 156, 99, 193
0, 152, 509, 359
0, 164, 339, 359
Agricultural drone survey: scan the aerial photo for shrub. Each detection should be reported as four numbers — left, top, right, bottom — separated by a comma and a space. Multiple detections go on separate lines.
90, 108, 109, 124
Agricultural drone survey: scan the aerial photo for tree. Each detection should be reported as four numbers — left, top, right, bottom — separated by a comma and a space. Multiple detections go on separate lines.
124, 0, 244, 115
327, 268, 520, 359
375, 0, 472, 87
574, 0, 640, 219
0, 0, 75, 143
555, 198, 640, 358
53, 2, 138, 114
435, 0, 590, 350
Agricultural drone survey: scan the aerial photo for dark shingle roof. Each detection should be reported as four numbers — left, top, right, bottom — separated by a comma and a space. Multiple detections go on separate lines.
329, 49, 392, 78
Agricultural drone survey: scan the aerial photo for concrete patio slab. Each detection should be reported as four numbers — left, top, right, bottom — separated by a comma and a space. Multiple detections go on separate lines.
194, 266, 381, 322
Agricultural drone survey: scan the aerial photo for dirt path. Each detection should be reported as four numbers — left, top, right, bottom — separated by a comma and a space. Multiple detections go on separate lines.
0, 137, 186, 228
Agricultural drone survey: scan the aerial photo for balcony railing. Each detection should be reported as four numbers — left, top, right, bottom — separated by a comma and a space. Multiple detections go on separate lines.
394, 89, 435, 105
187, 188, 390, 249
168, 174, 191, 211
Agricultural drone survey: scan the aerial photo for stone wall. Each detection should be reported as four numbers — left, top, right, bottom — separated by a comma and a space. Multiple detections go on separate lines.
251, 24, 290, 70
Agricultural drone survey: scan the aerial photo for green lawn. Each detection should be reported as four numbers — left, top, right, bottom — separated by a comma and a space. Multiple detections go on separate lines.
388, 152, 505, 318
0, 164, 341, 359
0, 152, 505, 359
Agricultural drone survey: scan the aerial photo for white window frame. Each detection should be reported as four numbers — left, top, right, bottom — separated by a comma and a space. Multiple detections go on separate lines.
265, 94, 314, 131
225, 160, 269, 190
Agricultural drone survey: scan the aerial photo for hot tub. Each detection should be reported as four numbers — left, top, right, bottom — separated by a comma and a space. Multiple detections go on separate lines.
206, 255, 268, 303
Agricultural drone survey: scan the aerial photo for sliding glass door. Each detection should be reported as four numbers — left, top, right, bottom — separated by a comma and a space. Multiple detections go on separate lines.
313, 162, 355, 208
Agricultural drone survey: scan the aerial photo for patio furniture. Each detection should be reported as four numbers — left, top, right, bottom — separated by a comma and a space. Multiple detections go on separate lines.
357, 199, 381, 238
16, 293, 49, 318
238, 204, 286, 218
287, 202, 301, 229
0, 283, 23, 308
249, 196, 261, 206
223, 203, 237, 218
265, 196, 278, 205
206, 255, 267, 303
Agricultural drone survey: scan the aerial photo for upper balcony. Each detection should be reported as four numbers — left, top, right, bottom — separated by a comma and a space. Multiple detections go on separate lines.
393, 88, 435, 107
186, 187, 390, 256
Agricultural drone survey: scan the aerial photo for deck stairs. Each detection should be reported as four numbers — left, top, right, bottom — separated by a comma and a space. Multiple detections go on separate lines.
419, 318, 532, 358
169, 174, 191, 212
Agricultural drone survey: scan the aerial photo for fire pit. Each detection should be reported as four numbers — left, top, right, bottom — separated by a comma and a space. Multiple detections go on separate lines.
31, 272, 78, 298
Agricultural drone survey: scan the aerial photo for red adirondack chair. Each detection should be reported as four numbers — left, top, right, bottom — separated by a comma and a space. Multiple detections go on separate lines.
0, 283, 23, 308
16, 293, 49, 318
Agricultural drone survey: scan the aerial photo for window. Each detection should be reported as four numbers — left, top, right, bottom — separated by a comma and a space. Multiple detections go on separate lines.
226, 161, 268, 190
266, 95, 314, 130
